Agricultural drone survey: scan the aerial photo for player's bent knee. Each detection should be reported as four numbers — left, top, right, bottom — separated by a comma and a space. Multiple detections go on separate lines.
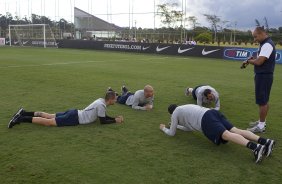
230, 127, 240, 133
221, 130, 231, 141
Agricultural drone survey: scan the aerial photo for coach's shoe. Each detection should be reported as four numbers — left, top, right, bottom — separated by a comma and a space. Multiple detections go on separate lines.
264, 139, 275, 157
8, 108, 24, 128
249, 121, 259, 127
185, 88, 193, 96
253, 144, 265, 163
121, 85, 129, 96
247, 125, 265, 133
249, 121, 267, 128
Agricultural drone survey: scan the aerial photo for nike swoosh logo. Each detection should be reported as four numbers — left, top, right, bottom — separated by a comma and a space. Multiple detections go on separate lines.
14, 41, 19, 44
178, 47, 194, 54
23, 41, 29, 45
142, 46, 150, 50
156, 46, 170, 52
202, 48, 220, 55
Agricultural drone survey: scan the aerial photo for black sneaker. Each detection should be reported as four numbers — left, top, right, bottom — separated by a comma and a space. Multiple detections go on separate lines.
107, 87, 113, 92
253, 144, 265, 163
107, 87, 119, 96
8, 108, 24, 128
121, 85, 129, 96
264, 139, 275, 157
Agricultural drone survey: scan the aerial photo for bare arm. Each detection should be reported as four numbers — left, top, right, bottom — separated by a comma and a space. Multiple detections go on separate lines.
247, 56, 267, 66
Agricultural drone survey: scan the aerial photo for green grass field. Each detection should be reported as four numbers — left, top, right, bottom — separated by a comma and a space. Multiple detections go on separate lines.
0, 47, 281, 184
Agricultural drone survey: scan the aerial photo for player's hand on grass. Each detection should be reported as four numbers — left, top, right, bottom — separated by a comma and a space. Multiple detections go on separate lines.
145, 104, 153, 110
115, 116, 123, 123
117, 115, 124, 122
160, 124, 166, 130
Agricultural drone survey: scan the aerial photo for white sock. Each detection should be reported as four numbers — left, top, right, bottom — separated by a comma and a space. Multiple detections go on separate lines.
257, 121, 265, 129
189, 88, 193, 93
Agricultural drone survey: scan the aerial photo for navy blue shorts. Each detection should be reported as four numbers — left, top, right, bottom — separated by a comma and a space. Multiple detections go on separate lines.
55, 109, 79, 127
117, 93, 134, 104
255, 74, 273, 105
192, 85, 204, 100
201, 110, 234, 145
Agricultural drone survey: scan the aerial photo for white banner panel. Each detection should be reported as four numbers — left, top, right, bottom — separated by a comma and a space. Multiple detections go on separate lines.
0, 38, 5, 46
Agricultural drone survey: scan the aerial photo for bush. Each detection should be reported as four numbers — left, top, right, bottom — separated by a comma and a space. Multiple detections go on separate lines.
195, 32, 212, 44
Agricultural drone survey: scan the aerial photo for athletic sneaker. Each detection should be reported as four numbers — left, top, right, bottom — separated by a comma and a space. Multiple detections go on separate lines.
8, 108, 24, 128
253, 144, 265, 163
249, 121, 259, 127
107, 87, 114, 92
247, 125, 265, 133
185, 87, 192, 96
264, 139, 275, 157
121, 85, 129, 96
107, 87, 119, 96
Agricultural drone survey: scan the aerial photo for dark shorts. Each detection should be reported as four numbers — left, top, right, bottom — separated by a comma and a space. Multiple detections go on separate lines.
55, 109, 79, 127
192, 85, 204, 100
255, 74, 273, 105
117, 92, 134, 104
201, 110, 234, 145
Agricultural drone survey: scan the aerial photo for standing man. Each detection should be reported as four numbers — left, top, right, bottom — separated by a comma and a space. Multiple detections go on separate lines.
241, 27, 276, 133
160, 104, 275, 163
185, 85, 220, 110
113, 85, 154, 111
8, 91, 123, 128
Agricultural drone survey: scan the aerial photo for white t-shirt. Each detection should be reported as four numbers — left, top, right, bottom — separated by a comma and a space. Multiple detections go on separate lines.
195, 86, 220, 110
161, 104, 209, 136
259, 43, 273, 59
78, 98, 106, 124
126, 90, 154, 110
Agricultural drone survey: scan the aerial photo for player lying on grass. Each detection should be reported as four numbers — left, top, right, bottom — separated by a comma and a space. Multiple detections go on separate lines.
185, 85, 220, 110
109, 85, 154, 111
159, 104, 275, 163
8, 91, 123, 128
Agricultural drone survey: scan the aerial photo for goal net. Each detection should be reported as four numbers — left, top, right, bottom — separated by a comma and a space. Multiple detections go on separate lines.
8, 24, 57, 48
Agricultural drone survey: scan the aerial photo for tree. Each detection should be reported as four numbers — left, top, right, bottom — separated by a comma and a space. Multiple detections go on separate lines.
203, 14, 221, 42
255, 19, 261, 27
278, 27, 282, 33
254, 17, 269, 32
195, 32, 212, 44
187, 16, 199, 39
263, 17, 269, 32
157, 3, 183, 28
157, 3, 184, 42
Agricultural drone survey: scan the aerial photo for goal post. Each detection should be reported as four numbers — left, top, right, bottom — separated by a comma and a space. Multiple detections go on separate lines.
8, 24, 57, 48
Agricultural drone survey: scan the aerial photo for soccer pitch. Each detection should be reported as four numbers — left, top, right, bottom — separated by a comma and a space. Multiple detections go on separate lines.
0, 47, 281, 183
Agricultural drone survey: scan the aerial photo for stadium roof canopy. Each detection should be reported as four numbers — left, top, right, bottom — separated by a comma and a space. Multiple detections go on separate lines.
74, 7, 122, 31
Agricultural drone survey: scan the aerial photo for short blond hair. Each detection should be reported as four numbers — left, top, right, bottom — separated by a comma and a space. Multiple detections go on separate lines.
144, 85, 154, 92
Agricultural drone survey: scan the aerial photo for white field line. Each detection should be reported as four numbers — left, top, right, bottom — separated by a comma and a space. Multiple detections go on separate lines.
0, 57, 170, 69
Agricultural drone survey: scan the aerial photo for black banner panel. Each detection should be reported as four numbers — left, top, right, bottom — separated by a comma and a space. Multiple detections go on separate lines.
58, 40, 224, 59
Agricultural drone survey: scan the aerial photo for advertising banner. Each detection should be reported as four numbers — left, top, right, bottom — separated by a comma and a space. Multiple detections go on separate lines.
57, 40, 282, 64
58, 40, 224, 59
223, 47, 282, 64
0, 38, 5, 46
